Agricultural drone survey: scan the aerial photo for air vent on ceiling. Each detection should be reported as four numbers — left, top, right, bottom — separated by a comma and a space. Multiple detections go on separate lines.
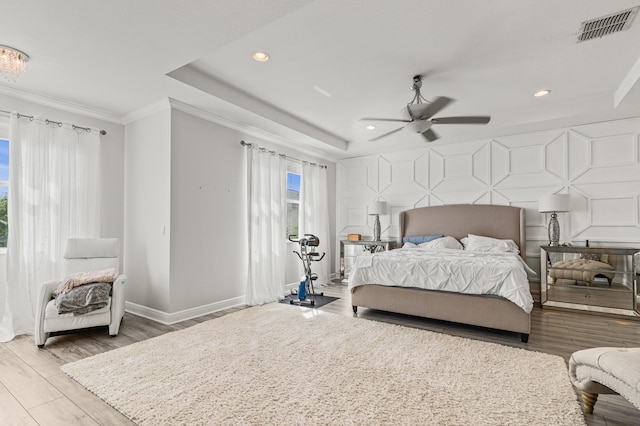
577, 6, 639, 42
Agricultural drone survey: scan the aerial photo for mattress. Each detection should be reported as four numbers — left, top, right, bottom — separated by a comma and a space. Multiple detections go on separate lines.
348, 247, 534, 313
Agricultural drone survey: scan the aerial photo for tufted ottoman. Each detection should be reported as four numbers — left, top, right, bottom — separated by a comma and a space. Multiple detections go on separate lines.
549, 257, 616, 287
569, 347, 640, 414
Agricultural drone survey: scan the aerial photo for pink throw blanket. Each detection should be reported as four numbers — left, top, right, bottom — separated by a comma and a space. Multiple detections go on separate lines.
56, 268, 116, 294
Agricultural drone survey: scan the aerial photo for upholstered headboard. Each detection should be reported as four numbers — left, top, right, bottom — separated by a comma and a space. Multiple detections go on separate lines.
399, 204, 526, 259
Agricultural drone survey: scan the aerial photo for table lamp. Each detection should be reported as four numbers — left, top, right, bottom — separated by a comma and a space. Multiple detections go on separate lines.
369, 201, 387, 241
538, 194, 570, 246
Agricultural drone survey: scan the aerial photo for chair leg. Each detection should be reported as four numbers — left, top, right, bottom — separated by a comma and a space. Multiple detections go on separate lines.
35, 332, 49, 348
109, 316, 124, 337
581, 391, 598, 414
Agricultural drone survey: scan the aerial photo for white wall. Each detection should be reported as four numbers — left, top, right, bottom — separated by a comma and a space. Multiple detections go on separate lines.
124, 106, 172, 313
169, 109, 247, 311
337, 115, 640, 292
124, 101, 337, 322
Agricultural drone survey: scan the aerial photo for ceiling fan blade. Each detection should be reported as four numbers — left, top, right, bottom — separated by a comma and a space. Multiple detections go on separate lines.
370, 127, 404, 142
421, 128, 440, 142
408, 96, 454, 120
360, 117, 411, 123
431, 116, 491, 125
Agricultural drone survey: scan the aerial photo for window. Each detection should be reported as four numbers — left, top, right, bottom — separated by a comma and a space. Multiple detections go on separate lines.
286, 171, 300, 238
0, 139, 8, 248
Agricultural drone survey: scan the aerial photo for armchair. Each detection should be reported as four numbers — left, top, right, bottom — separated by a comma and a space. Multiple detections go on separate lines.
35, 238, 127, 348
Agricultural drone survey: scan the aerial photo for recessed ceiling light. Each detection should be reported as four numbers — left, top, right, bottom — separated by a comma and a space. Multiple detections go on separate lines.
534, 89, 550, 97
252, 51, 269, 62
365, 125, 376, 130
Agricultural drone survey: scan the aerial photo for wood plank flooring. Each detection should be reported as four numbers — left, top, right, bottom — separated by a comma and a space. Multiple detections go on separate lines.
1, 284, 639, 425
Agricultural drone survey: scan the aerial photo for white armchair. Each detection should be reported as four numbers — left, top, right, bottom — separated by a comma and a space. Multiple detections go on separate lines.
35, 238, 127, 348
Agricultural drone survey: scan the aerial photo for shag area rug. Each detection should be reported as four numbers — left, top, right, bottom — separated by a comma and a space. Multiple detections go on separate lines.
62, 304, 585, 425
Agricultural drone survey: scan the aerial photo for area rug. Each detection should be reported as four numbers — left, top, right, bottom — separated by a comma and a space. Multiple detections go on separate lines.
279, 293, 339, 308
61, 303, 585, 425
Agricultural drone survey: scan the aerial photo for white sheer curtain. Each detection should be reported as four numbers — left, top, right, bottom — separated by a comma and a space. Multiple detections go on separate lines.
0, 114, 101, 342
299, 163, 330, 285
245, 146, 287, 305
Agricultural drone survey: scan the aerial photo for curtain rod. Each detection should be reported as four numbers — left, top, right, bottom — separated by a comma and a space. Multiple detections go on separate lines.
240, 140, 326, 169
0, 109, 107, 135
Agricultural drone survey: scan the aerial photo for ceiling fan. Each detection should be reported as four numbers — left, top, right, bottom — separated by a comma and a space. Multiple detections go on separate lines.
361, 75, 491, 142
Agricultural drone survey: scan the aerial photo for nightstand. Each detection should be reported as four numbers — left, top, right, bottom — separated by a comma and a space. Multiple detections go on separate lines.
540, 245, 639, 316
339, 239, 395, 281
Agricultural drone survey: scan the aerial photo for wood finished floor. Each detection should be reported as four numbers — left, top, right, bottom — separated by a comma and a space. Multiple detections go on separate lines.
1, 283, 639, 425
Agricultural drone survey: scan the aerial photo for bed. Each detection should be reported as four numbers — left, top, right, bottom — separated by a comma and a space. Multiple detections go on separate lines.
349, 204, 533, 342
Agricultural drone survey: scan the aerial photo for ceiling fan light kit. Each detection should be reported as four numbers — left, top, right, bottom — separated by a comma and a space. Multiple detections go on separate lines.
362, 75, 491, 142
405, 120, 432, 134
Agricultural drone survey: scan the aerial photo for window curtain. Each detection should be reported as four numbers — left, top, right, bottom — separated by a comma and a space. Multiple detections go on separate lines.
0, 114, 101, 342
298, 162, 330, 285
245, 146, 287, 305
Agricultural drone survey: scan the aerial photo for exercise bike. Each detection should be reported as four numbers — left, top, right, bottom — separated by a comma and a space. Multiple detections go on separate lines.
288, 234, 326, 306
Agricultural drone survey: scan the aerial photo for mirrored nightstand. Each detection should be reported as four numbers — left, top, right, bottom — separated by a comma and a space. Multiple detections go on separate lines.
540, 245, 639, 316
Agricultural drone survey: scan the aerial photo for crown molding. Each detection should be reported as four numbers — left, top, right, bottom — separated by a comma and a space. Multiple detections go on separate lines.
121, 98, 172, 124
0, 82, 342, 161
0, 84, 122, 124
166, 98, 340, 162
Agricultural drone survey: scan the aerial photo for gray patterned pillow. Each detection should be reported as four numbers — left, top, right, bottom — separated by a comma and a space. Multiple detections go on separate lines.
580, 253, 601, 262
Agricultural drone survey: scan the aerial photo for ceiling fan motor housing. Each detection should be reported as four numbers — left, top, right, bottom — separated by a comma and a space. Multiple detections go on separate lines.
411, 75, 423, 91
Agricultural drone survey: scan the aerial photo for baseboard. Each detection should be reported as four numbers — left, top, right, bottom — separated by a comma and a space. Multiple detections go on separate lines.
125, 295, 246, 325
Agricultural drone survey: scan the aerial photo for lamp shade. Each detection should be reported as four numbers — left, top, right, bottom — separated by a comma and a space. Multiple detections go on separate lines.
369, 201, 387, 216
538, 194, 570, 213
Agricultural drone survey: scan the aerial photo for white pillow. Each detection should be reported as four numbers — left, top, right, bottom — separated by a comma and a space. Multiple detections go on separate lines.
419, 236, 463, 250
465, 234, 520, 254
402, 242, 418, 249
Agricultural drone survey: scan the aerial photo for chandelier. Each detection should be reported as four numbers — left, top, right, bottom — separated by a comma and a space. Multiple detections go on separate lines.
0, 45, 29, 82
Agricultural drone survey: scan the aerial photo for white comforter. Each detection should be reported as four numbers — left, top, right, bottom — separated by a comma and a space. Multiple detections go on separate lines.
348, 247, 534, 313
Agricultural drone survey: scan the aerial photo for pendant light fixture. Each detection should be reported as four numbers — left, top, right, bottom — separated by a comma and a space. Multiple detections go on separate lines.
0, 45, 30, 82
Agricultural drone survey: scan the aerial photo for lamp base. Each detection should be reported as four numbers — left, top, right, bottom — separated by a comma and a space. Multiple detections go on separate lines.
373, 214, 381, 241
548, 212, 560, 246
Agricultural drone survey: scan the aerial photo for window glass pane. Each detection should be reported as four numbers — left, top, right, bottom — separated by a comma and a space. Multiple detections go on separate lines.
287, 172, 300, 201
0, 139, 8, 181
286, 172, 300, 238
287, 202, 299, 238
0, 139, 8, 248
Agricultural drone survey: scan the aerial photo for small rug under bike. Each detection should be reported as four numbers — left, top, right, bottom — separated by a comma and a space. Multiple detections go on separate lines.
279, 293, 339, 308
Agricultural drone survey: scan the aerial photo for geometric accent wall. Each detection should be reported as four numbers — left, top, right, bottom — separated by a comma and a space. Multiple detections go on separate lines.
337, 116, 640, 279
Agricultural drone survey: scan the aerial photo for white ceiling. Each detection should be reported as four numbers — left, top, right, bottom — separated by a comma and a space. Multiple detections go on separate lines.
3, 0, 640, 160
